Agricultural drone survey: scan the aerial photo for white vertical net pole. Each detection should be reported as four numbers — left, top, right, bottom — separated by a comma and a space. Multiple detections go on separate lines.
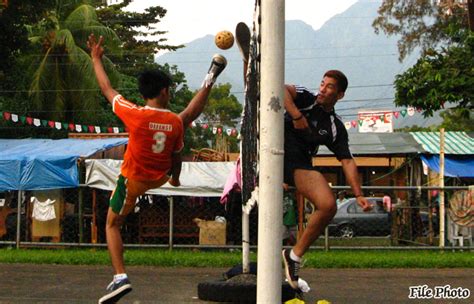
257, 0, 285, 303
242, 211, 250, 273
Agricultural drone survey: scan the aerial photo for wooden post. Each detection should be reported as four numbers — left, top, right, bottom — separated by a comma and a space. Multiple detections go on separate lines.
15, 191, 22, 249
439, 129, 445, 248
168, 197, 174, 250
78, 187, 84, 243
468, 0, 474, 31
428, 188, 434, 245
91, 190, 97, 244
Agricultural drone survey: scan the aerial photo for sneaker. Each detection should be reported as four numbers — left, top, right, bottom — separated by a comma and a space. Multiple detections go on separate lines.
282, 249, 300, 290
98, 278, 132, 304
235, 22, 250, 63
202, 54, 227, 88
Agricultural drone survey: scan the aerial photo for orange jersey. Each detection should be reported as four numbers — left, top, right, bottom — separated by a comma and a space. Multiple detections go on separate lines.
113, 95, 184, 181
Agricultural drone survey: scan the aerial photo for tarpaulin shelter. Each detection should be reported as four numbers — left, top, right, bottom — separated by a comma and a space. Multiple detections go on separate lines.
411, 132, 474, 178
85, 159, 234, 197
0, 138, 128, 190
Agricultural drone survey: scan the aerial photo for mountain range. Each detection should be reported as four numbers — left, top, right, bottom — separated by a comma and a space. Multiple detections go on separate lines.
156, 0, 442, 129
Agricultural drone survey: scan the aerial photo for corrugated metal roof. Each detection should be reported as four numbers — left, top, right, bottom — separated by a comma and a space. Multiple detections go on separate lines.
318, 132, 425, 155
410, 132, 474, 155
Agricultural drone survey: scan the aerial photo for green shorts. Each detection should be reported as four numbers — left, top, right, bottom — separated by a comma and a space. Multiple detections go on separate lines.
109, 174, 169, 215
109, 175, 128, 214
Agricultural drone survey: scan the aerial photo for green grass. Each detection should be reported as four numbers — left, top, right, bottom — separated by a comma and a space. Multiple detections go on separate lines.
0, 248, 472, 268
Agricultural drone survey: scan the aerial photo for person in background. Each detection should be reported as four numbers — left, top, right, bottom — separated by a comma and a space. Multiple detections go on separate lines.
383, 192, 392, 212
88, 33, 227, 304
281, 70, 372, 290
336, 190, 348, 205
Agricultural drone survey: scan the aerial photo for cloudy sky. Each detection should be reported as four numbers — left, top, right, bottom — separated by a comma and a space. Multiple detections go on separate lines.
125, 0, 359, 46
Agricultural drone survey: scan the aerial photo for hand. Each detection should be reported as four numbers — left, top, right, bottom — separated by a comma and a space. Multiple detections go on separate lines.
282, 183, 289, 191
168, 177, 180, 187
356, 196, 372, 212
87, 34, 104, 60
292, 115, 309, 130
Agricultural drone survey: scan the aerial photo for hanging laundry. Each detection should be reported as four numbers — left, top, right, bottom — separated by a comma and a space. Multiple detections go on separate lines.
31, 197, 56, 221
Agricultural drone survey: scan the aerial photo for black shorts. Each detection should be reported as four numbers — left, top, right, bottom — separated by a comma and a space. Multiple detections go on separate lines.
284, 138, 317, 186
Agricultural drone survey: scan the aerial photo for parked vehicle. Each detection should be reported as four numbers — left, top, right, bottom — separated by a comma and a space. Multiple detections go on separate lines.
329, 198, 439, 238
329, 197, 390, 238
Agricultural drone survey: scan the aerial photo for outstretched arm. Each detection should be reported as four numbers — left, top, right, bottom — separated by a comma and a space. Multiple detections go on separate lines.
179, 54, 227, 127
341, 158, 372, 211
178, 86, 212, 128
87, 34, 118, 104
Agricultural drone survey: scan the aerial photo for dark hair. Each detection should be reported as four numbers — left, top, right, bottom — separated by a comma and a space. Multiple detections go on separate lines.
324, 70, 348, 93
137, 69, 172, 99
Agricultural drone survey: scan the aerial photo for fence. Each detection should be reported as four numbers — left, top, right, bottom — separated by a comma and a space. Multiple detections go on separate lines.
0, 186, 472, 250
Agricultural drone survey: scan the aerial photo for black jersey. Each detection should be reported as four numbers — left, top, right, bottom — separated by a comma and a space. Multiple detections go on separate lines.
284, 85, 353, 161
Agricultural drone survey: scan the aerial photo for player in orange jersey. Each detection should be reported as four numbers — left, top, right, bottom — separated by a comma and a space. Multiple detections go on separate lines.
88, 34, 227, 304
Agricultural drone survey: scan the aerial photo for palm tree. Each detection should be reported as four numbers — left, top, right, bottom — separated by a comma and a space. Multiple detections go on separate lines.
28, 0, 121, 122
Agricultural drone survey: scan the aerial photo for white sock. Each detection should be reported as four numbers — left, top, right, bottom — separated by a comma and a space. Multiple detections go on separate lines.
114, 273, 128, 281
290, 250, 302, 263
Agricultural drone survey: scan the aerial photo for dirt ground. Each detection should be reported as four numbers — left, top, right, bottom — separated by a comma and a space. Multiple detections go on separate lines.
0, 264, 472, 303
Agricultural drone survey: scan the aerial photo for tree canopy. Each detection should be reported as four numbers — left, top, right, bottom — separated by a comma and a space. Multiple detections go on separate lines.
373, 0, 470, 61
27, 2, 123, 124
94, 0, 181, 76
0, 1, 243, 148
394, 31, 473, 116
375, 0, 473, 131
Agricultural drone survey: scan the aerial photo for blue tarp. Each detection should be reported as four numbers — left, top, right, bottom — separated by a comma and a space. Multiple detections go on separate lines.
0, 138, 128, 190
421, 155, 474, 178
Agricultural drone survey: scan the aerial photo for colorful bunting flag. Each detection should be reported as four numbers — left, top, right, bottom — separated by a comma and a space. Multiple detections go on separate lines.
0, 106, 423, 137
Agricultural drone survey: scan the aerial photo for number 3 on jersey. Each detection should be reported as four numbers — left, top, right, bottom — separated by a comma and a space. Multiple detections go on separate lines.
152, 132, 167, 153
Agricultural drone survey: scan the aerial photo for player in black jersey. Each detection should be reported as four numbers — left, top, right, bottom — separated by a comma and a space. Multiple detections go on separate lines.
282, 70, 372, 290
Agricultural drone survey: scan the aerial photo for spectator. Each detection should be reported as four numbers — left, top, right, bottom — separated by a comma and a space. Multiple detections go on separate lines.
383, 192, 392, 212
336, 191, 348, 205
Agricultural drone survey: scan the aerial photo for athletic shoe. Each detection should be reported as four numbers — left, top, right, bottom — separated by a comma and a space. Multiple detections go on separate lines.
282, 249, 300, 290
235, 22, 251, 63
98, 278, 132, 304
202, 54, 227, 88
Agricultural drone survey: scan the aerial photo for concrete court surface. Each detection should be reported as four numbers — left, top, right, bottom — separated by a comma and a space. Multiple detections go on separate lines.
0, 264, 472, 303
